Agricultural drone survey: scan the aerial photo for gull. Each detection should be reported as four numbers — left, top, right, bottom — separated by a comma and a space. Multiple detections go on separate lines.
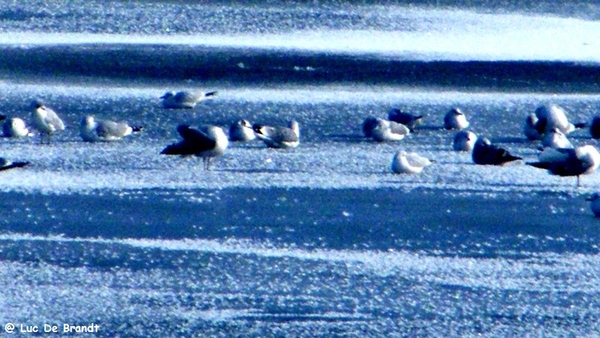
527, 145, 600, 187
388, 108, 423, 132
391, 150, 432, 174
0, 157, 29, 172
531, 104, 585, 136
541, 128, 573, 149
590, 116, 600, 139
523, 113, 543, 141
586, 193, 600, 217
444, 107, 469, 130
370, 118, 410, 142
472, 137, 522, 165
31, 100, 65, 144
79, 115, 143, 142
160, 90, 217, 109
253, 120, 300, 149
453, 130, 477, 152
2, 117, 31, 138
229, 119, 256, 142
160, 124, 228, 170
362, 116, 379, 138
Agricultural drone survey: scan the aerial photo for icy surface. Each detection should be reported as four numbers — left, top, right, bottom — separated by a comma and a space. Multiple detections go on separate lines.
2, 1, 600, 337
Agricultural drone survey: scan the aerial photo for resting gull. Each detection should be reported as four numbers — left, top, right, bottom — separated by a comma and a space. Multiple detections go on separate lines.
229, 119, 256, 142
541, 128, 573, 149
253, 120, 300, 149
589, 116, 600, 139
362, 116, 379, 138
3, 117, 31, 138
444, 107, 470, 130
79, 115, 143, 142
160, 90, 217, 109
453, 130, 477, 152
388, 108, 423, 132
586, 193, 600, 217
528, 104, 585, 137
391, 150, 432, 174
370, 118, 410, 142
472, 137, 522, 166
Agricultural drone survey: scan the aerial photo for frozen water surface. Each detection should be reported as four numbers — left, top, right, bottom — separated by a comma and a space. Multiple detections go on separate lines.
2, 1, 600, 337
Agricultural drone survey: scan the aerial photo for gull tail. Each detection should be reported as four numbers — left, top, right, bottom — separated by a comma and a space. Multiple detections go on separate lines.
526, 161, 550, 169
160, 144, 181, 155
0, 161, 29, 171
574, 122, 588, 129
505, 154, 522, 163
0, 114, 6, 121
132, 126, 144, 133
204, 91, 218, 98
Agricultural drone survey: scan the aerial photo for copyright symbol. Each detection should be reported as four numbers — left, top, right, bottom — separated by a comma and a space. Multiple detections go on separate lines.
4, 323, 15, 333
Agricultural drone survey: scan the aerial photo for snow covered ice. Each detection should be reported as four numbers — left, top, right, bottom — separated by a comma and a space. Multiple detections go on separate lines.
2, 1, 600, 337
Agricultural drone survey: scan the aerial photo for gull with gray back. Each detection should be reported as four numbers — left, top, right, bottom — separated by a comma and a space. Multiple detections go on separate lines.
444, 107, 470, 130
229, 119, 256, 142
79, 115, 143, 142
161, 124, 229, 170
253, 120, 300, 149
453, 130, 477, 152
370, 118, 410, 142
388, 108, 423, 132
31, 100, 65, 144
527, 145, 600, 187
160, 90, 218, 109
2, 117, 31, 138
391, 150, 432, 174
472, 137, 522, 166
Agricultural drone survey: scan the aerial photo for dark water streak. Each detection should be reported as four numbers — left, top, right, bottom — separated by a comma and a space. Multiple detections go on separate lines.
1, 44, 599, 92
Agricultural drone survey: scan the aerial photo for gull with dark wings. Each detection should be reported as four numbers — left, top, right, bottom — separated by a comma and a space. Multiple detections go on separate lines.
161, 124, 229, 170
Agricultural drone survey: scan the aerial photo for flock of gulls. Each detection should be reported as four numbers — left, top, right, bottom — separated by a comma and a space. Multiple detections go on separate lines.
2, 90, 600, 216
364, 104, 600, 188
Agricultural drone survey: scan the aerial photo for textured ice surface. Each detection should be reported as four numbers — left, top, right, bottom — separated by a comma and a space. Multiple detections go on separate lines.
1, 82, 599, 194
0, 3, 600, 61
2, 1, 600, 337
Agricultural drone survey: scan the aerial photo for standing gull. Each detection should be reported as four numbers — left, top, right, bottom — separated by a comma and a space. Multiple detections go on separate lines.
391, 150, 432, 174
161, 124, 229, 170
453, 130, 477, 152
3, 117, 31, 138
253, 120, 300, 149
527, 145, 600, 187
444, 108, 470, 130
472, 137, 522, 165
229, 119, 256, 142
31, 100, 65, 144
79, 115, 143, 142
160, 90, 217, 109
370, 118, 410, 142
0, 157, 29, 172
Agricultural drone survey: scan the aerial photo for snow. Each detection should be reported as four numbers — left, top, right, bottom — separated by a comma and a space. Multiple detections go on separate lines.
2, 1, 600, 336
